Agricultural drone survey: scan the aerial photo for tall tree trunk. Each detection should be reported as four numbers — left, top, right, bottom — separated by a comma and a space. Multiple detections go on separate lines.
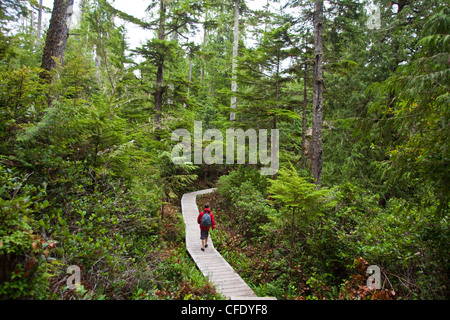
230, 0, 240, 121
301, 60, 308, 169
37, 0, 43, 40
167, 31, 178, 106
273, 52, 280, 130
40, 0, 74, 82
30, 8, 34, 37
183, 60, 192, 108
200, 8, 209, 88
154, 0, 166, 129
311, 0, 324, 185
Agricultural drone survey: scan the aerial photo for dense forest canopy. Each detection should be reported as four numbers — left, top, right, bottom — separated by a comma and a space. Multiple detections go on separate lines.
0, 0, 448, 300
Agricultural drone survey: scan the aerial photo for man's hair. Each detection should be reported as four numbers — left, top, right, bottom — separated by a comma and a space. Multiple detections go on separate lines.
204, 204, 209, 209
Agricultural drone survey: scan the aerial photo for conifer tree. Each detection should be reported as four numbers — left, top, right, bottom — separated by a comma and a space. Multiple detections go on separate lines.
311, 0, 323, 185
230, 0, 240, 121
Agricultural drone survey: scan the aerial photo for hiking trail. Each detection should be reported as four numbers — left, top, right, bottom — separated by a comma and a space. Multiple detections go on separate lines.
181, 188, 276, 300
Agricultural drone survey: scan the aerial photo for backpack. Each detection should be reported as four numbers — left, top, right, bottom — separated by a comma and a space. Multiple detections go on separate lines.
201, 211, 212, 228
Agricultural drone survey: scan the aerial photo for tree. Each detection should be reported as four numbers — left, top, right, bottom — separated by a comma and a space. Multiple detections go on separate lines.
154, 0, 167, 128
300, 44, 311, 170
127, 0, 201, 133
0, 0, 28, 24
235, 15, 295, 128
372, 4, 450, 213
268, 164, 331, 273
230, 0, 240, 121
37, 0, 43, 40
311, 0, 323, 185
40, 0, 74, 82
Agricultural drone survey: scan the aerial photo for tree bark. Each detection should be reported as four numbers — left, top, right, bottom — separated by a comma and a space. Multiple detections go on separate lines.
301, 60, 308, 169
230, 0, 240, 121
167, 31, 178, 106
40, 0, 74, 82
183, 60, 192, 108
311, 0, 324, 185
273, 52, 280, 130
37, 0, 43, 40
154, 0, 166, 129
200, 8, 209, 88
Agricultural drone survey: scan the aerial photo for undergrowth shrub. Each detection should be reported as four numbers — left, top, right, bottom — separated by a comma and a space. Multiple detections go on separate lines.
212, 168, 449, 300
0, 166, 54, 299
217, 166, 269, 202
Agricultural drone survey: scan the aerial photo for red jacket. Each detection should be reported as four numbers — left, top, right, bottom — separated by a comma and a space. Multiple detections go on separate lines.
197, 208, 215, 231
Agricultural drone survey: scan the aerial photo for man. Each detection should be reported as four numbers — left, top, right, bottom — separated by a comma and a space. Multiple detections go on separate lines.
197, 205, 215, 251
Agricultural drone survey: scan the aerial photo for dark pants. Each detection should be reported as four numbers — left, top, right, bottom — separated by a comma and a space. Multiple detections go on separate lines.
200, 229, 209, 240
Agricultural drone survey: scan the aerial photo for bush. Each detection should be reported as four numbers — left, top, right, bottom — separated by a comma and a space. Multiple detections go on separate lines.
227, 181, 275, 239
0, 166, 54, 299
216, 167, 275, 238
212, 167, 449, 300
217, 166, 269, 202
338, 195, 449, 299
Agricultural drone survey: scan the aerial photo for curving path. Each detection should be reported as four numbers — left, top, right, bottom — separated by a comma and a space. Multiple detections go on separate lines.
181, 188, 275, 300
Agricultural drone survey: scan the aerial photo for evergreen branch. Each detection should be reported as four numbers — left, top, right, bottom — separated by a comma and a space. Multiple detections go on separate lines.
98, 0, 157, 30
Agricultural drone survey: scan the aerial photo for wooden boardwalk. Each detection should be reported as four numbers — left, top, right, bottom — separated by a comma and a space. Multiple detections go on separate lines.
181, 188, 275, 300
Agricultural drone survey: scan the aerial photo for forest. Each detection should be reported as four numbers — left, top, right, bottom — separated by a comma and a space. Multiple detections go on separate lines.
0, 0, 448, 301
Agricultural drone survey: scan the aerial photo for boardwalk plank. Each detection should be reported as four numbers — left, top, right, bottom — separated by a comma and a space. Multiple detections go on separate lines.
181, 189, 277, 300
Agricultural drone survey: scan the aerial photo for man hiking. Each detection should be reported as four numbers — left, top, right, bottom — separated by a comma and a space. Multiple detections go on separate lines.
197, 205, 215, 251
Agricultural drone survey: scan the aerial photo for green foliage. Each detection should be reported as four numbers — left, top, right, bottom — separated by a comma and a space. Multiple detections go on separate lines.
235, 21, 295, 128
369, 5, 450, 212
268, 165, 332, 218
0, 0, 448, 301
154, 246, 223, 300
0, 0, 29, 24
0, 166, 53, 299
217, 166, 269, 201
216, 167, 274, 238
213, 167, 448, 300
156, 151, 198, 200
0, 67, 47, 151
329, 184, 449, 299
0, 1, 208, 300
137, 39, 179, 69
231, 181, 275, 239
